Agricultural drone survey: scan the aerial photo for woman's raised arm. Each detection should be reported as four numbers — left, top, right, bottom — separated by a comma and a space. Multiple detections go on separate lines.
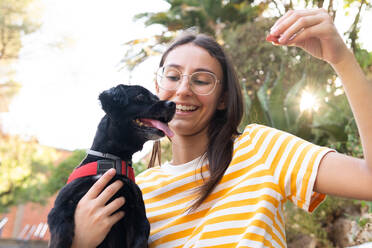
270, 8, 372, 200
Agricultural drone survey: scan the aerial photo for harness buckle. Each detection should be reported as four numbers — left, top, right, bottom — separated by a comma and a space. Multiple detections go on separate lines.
97, 159, 122, 175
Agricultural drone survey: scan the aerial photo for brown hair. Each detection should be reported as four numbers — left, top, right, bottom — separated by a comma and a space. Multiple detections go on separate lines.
148, 33, 244, 211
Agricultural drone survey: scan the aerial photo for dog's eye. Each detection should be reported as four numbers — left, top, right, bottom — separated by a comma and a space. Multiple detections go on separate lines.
135, 94, 146, 103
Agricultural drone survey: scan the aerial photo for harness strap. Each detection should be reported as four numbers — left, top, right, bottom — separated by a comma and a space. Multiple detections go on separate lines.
67, 160, 135, 184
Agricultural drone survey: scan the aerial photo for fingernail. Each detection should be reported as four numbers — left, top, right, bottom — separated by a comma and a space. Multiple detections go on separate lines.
270, 26, 279, 35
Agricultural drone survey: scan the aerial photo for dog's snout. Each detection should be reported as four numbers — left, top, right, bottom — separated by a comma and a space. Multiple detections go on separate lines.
164, 101, 175, 108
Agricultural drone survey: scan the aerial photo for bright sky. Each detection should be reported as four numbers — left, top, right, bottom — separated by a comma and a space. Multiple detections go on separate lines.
2, 1, 372, 162
1, 0, 169, 161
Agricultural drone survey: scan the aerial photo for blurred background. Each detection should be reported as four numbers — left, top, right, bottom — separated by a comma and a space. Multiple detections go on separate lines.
0, 0, 371, 247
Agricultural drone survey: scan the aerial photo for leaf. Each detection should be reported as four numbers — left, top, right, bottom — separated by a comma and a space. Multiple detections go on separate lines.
247, 90, 270, 126
284, 73, 307, 126
268, 64, 287, 130
312, 124, 348, 142
257, 71, 273, 126
295, 110, 313, 141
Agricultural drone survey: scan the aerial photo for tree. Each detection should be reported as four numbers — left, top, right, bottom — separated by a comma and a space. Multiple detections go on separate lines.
0, 0, 48, 213
44, 150, 86, 196
0, 133, 59, 213
135, 0, 263, 35
0, 0, 40, 61
0, 0, 41, 114
122, 0, 266, 71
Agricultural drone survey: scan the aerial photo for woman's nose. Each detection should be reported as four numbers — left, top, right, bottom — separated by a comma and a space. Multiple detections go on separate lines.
176, 75, 192, 96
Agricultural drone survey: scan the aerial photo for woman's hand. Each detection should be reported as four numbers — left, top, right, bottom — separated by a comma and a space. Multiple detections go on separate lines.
269, 8, 350, 65
71, 168, 126, 248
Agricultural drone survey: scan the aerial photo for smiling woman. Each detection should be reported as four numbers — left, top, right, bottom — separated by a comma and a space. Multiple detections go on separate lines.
68, 7, 372, 248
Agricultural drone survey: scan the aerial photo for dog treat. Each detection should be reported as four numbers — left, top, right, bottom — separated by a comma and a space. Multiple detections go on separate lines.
266, 34, 280, 44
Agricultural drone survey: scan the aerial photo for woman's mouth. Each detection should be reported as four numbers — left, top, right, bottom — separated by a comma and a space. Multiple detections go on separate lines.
176, 104, 198, 112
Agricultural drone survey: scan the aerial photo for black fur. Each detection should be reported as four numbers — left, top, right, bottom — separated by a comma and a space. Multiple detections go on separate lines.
47, 84, 175, 248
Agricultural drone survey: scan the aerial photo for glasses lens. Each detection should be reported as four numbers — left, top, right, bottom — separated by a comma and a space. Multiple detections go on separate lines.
157, 66, 181, 90
190, 72, 217, 95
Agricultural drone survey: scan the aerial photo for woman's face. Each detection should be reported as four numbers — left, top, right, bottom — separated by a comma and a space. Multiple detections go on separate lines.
156, 43, 225, 137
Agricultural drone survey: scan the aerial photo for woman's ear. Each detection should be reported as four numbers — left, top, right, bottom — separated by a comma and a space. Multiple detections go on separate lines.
217, 93, 227, 110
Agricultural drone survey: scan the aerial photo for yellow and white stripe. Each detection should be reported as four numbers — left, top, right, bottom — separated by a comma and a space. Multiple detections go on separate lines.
136, 124, 333, 247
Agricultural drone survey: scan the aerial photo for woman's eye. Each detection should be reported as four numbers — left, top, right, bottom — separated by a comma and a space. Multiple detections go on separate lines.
193, 80, 210, 85
166, 76, 180, 82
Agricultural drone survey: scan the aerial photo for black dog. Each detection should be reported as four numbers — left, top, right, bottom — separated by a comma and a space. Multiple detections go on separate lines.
47, 84, 175, 248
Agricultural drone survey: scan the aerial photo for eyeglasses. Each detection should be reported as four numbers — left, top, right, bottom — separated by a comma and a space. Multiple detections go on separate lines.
156, 66, 220, 96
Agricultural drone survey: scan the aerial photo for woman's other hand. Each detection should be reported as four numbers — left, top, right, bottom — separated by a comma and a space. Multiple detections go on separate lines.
71, 168, 126, 248
269, 8, 350, 65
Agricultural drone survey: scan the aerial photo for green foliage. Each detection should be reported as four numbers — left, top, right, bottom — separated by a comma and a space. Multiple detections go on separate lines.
0, 0, 41, 113
223, 18, 339, 143
133, 161, 147, 176
0, 134, 58, 213
360, 200, 372, 213
285, 196, 357, 247
134, 0, 262, 35
159, 138, 173, 164
0, 0, 41, 61
123, 0, 266, 71
44, 150, 86, 195
354, 47, 372, 72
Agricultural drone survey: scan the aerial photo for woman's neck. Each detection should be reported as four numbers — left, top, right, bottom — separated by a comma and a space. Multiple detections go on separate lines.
170, 131, 208, 165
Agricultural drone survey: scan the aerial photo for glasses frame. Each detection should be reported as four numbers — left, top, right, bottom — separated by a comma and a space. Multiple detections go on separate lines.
155, 66, 221, 96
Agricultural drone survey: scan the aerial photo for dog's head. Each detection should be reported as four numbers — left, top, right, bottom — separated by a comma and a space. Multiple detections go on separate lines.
97, 84, 175, 152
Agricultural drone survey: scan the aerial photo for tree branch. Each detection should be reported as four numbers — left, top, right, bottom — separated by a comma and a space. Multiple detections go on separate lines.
349, 0, 366, 53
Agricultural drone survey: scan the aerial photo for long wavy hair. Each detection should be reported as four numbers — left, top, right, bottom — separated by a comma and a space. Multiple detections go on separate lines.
148, 33, 244, 211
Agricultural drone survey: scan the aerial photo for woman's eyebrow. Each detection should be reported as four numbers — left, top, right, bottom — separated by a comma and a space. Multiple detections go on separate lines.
165, 64, 216, 74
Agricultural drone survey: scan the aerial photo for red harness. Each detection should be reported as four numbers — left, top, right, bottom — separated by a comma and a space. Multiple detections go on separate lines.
67, 160, 135, 184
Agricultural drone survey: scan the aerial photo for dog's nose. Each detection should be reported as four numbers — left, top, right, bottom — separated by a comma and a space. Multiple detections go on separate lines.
164, 101, 175, 108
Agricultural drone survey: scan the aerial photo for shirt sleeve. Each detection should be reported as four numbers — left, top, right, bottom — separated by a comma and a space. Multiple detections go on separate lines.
246, 124, 335, 212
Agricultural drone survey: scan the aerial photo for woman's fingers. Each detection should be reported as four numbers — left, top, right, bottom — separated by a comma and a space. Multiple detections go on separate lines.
270, 9, 329, 44
96, 180, 124, 204
72, 169, 127, 248
102, 197, 126, 216
108, 211, 126, 226
268, 8, 347, 64
85, 168, 116, 199
271, 9, 321, 34
277, 15, 323, 44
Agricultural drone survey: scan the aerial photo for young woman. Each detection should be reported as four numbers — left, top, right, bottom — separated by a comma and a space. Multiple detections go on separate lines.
72, 9, 372, 248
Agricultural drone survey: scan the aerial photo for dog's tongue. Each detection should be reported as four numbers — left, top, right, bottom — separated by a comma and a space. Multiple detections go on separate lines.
140, 119, 174, 137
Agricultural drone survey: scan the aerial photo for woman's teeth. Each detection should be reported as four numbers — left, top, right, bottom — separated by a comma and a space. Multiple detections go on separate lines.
176, 105, 197, 112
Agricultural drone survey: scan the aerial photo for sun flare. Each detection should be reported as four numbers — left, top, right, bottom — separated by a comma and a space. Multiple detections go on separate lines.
300, 91, 319, 112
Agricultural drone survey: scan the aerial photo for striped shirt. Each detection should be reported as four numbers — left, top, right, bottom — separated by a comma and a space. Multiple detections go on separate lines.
136, 124, 333, 247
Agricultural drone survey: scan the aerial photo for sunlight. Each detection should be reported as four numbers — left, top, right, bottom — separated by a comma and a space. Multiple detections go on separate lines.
300, 91, 319, 112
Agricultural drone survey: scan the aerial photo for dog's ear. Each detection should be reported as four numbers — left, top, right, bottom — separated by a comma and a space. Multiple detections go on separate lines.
99, 84, 129, 118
